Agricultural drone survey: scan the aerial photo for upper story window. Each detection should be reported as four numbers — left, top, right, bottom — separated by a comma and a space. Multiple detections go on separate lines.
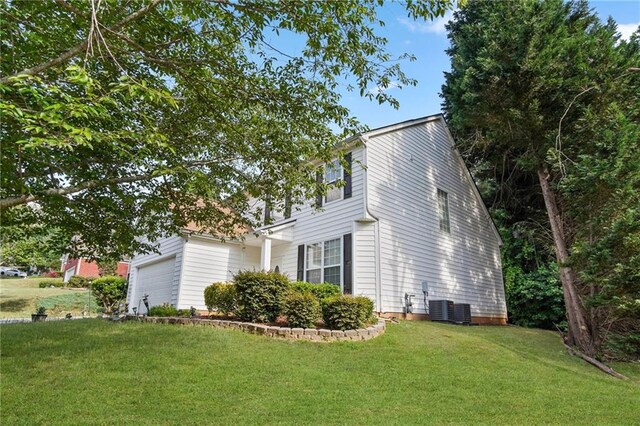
324, 159, 343, 203
437, 189, 450, 233
314, 152, 352, 209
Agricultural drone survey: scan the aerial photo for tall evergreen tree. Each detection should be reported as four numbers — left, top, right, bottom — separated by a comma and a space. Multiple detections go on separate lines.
442, 0, 639, 358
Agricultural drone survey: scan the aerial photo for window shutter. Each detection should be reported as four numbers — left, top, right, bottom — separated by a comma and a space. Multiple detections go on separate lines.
343, 152, 352, 199
343, 233, 352, 294
264, 197, 271, 224
284, 193, 292, 219
297, 244, 305, 281
315, 169, 323, 208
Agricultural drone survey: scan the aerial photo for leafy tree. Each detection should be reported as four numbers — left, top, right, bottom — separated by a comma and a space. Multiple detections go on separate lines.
499, 213, 565, 329
442, 0, 639, 357
0, 207, 66, 270
560, 89, 640, 360
1, 0, 453, 259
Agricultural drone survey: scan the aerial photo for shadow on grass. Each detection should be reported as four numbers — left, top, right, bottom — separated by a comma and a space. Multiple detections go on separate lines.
0, 298, 31, 312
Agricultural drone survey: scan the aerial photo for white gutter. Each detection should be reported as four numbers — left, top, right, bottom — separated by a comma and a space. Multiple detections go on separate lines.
361, 135, 383, 313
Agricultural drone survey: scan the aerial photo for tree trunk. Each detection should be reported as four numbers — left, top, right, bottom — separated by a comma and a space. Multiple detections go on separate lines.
537, 167, 595, 356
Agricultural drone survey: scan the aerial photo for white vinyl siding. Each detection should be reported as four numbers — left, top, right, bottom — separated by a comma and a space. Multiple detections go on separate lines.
271, 147, 366, 291
353, 221, 377, 302
177, 237, 260, 310
366, 118, 506, 318
437, 189, 451, 233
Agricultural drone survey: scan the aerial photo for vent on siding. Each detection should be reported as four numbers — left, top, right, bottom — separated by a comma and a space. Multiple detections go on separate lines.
429, 300, 454, 322
452, 303, 471, 324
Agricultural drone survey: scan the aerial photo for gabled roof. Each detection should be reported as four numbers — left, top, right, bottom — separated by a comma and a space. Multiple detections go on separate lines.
362, 114, 443, 138
360, 113, 503, 245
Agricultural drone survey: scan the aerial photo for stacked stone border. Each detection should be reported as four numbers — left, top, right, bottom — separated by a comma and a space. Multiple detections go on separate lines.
126, 315, 386, 342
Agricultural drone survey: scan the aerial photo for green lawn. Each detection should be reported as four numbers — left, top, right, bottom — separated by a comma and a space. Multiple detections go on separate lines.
1, 320, 638, 425
0, 278, 96, 318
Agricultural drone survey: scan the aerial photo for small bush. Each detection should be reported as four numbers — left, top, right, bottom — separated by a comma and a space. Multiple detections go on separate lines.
204, 282, 237, 315
148, 303, 179, 317
234, 270, 290, 323
289, 282, 341, 301
284, 292, 320, 328
41, 270, 60, 278
176, 309, 191, 317
38, 280, 64, 288
91, 276, 127, 314
68, 275, 97, 288
322, 295, 375, 330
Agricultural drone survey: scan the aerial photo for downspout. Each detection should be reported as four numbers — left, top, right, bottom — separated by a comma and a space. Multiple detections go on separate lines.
361, 136, 383, 313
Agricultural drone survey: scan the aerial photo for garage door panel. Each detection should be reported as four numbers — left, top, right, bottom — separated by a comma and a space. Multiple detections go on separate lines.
135, 258, 175, 309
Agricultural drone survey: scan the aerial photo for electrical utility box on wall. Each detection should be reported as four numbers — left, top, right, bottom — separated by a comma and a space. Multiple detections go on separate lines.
429, 300, 454, 322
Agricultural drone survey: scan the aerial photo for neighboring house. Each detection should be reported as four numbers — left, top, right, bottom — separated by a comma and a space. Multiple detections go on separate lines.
60, 256, 130, 282
127, 115, 507, 324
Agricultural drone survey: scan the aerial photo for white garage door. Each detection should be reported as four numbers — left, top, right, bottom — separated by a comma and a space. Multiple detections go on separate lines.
135, 257, 176, 311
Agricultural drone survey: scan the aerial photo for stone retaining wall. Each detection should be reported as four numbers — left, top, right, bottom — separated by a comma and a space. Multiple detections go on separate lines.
127, 316, 386, 342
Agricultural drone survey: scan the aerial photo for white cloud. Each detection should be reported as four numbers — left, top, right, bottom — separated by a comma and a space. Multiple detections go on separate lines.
367, 80, 400, 95
397, 11, 455, 36
617, 22, 639, 41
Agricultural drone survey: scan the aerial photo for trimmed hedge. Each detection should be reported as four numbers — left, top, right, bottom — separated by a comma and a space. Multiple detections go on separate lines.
204, 282, 237, 315
289, 282, 341, 301
68, 275, 97, 288
234, 270, 290, 322
38, 280, 64, 288
148, 303, 179, 317
284, 291, 320, 328
322, 295, 375, 330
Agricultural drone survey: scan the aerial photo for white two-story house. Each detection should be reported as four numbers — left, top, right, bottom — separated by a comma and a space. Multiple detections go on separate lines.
126, 115, 508, 324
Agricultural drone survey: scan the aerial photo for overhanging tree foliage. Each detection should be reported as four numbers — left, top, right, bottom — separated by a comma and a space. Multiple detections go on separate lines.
1, 0, 454, 259
0, 206, 67, 270
442, 0, 639, 359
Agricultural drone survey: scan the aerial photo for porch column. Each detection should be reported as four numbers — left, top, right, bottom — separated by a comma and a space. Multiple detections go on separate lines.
260, 238, 272, 271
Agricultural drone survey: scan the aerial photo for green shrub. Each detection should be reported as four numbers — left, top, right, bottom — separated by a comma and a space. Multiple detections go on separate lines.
322, 295, 375, 330
234, 270, 290, 322
204, 282, 237, 315
176, 309, 191, 317
603, 332, 640, 361
504, 263, 566, 329
68, 275, 97, 288
38, 279, 64, 288
284, 292, 320, 328
90, 276, 127, 314
289, 282, 341, 301
148, 303, 179, 317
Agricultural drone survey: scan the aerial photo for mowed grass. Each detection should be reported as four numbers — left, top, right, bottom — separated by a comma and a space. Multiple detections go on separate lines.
2, 320, 638, 425
0, 278, 96, 318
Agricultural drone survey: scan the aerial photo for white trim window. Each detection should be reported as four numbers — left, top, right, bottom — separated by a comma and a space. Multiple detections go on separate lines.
324, 159, 343, 203
305, 237, 342, 285
437, 188, 451, 233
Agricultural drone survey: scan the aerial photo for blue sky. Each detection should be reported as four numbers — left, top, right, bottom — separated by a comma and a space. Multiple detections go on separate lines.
341, 0, 640, 129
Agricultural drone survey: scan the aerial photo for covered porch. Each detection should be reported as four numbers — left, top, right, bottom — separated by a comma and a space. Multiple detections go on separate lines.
242, 219, 296, 271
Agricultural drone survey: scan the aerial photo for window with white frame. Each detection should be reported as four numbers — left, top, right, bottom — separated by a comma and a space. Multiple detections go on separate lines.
305, 238, 341, 285
324, 159, 342, 203
437, 189, 450, 233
